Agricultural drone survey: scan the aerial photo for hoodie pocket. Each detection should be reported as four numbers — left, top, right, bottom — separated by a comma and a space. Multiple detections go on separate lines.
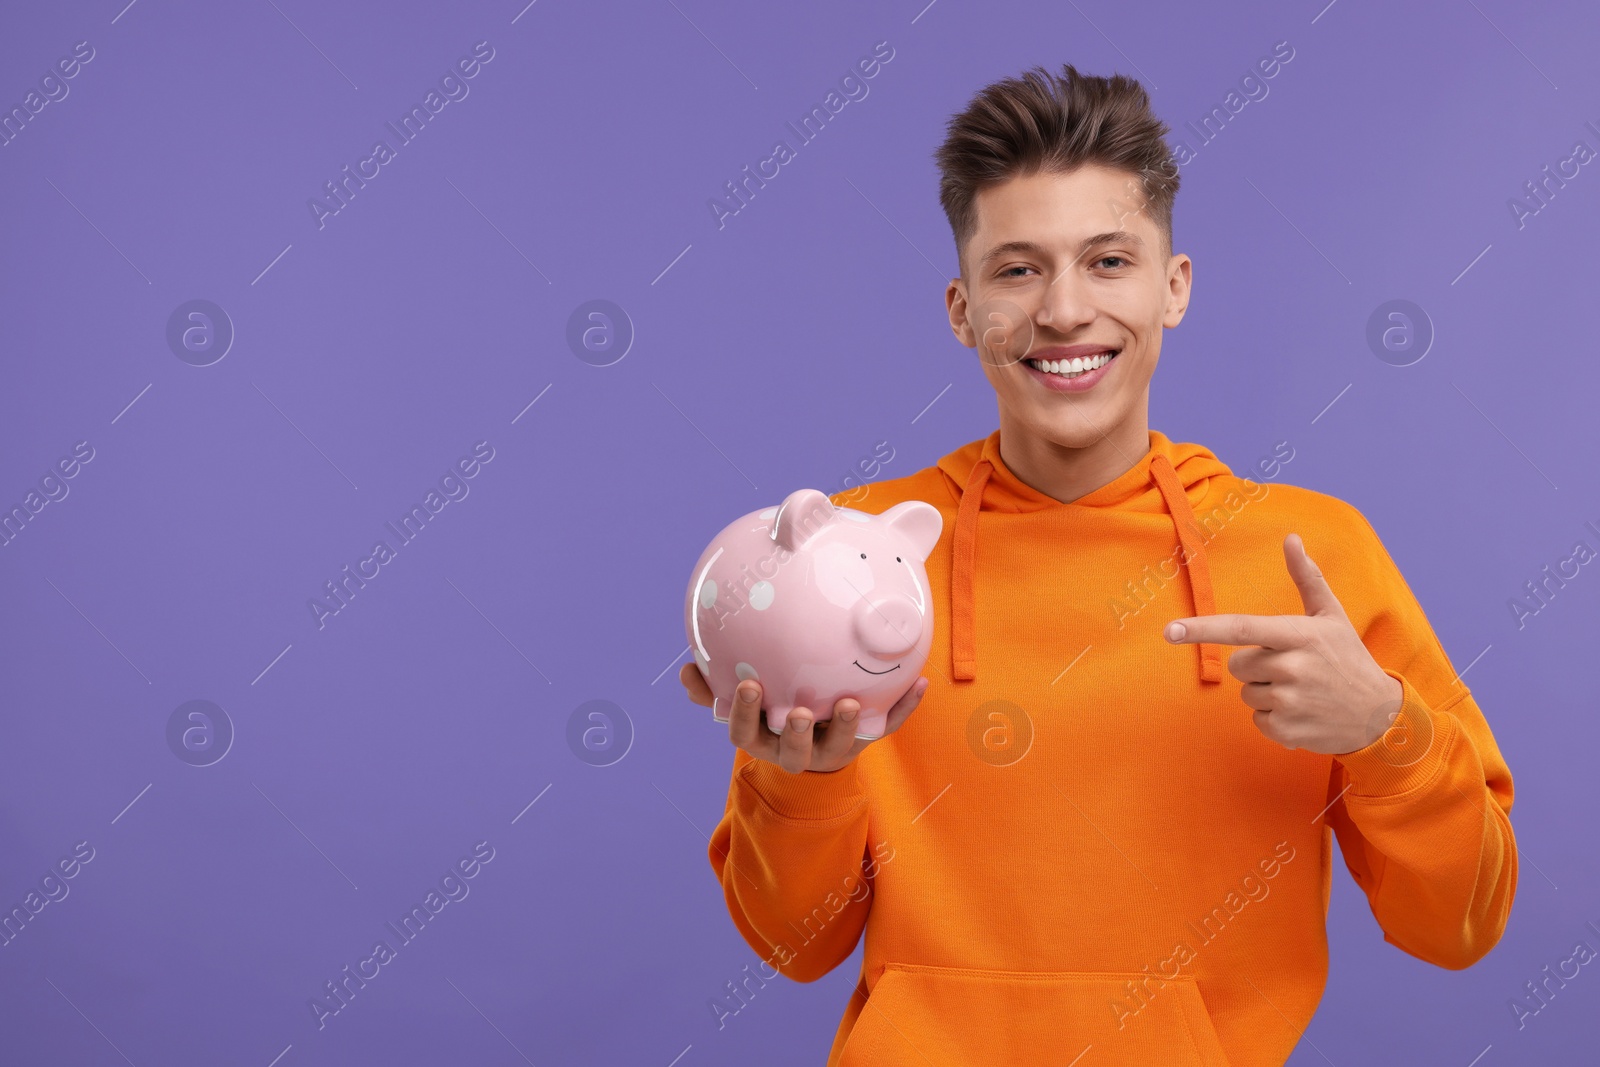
837, 962, 1231, 1066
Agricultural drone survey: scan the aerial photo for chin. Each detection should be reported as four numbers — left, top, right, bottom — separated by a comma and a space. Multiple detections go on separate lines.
1019, 403, 1119, 449
1043, 417, 1119, 450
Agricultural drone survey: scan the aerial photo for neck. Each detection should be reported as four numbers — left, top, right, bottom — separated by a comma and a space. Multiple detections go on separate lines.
995, 403, 1152, 505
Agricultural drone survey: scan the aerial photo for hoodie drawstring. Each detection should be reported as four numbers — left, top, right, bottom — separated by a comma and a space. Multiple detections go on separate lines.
949, 451, 1223, 684
1149, 452, 1224, 683
950, 458, 992, 681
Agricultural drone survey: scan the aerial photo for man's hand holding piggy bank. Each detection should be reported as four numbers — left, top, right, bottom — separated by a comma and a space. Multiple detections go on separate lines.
680, 488, 943, 774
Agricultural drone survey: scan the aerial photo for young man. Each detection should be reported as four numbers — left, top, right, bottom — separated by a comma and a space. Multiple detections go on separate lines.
680, 65, 1515, 1066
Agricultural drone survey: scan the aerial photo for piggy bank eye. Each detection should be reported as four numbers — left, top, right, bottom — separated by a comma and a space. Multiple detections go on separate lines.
896, 556, 902, 562
859, 553, 867, 559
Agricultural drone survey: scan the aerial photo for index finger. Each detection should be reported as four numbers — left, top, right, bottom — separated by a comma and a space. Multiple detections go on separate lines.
679, 662, 714, 707
1165, 614, 1307, 649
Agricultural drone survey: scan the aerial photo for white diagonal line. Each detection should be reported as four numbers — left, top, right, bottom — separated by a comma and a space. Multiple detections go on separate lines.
653, 383, 759, 489
512, 384, 552, 424
264, 0, 359, 90
911, 384, 952, 425
1450, 243, 1491, 286
445, 977, 538, 1064
252, 243, 293, 285
1311, 782, 1352, 824
844, 176, 947, 283
664, 0, 757, 90
652, 645, 690, 685
446, 176, 550, 282
1050, 644, 1092, 685
911, 782, 952, 823
1452, 381, 1558, 489
512, 783, 553, 824
46, 177, 151, 284
251, 643, 293, 685
652, 244, 693, 285
112, 783, 152, 825
1451, 644, 1491, 686
1244, 176, 1351, 285
45, 979, 138, 1065
251, 382, 361, 490
44, 576, 151, 684
1464, 0, 1558, 89
446, 577, 552, 682
253, 782, 360, 889
1062, 0, 1159, 88
1310, 383, 1352, 425
112, 383, 152, 424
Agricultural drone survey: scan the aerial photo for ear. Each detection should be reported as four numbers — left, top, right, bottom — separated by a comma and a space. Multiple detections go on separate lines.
771, 488, 836, 551
882, 500, 943, 560
1163, 252, 1192, 328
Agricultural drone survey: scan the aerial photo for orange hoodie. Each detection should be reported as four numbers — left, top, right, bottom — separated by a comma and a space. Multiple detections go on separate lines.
707, 428, 1516, 1067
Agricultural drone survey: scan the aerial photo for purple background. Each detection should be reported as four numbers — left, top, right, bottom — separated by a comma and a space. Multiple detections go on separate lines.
2, 0, 1596, 1063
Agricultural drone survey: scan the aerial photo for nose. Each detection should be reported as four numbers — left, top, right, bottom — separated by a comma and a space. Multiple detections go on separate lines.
1038, 266, 1094, 335
852, 593, 923, 658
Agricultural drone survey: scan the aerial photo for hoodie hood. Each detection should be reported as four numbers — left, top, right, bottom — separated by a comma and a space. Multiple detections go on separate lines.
935, 428, 1234, 685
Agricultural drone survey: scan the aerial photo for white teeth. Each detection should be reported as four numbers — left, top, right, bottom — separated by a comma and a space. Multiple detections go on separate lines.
1029, 351, 1116, 378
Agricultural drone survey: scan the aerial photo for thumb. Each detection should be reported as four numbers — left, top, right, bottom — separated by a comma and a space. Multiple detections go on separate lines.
1285, 533, 1347, 620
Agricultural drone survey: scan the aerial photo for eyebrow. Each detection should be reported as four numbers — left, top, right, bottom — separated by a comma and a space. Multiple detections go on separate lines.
978, 230, 1145, 267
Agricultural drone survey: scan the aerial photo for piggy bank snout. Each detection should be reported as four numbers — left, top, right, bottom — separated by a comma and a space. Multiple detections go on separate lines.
852, 593, 923, 658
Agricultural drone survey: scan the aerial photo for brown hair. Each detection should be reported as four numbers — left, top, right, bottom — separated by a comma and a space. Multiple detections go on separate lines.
934, 64, 1180, 275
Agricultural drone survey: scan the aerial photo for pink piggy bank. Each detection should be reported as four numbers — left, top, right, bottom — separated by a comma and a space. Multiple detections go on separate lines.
684, 487, 943, 740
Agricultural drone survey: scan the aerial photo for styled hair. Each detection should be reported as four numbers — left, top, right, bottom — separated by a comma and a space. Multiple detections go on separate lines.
934, 64, 1180, 274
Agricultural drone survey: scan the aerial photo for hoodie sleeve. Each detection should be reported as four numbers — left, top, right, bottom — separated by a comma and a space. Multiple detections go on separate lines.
1323, 505, 1517, 970
706, 747, 874, 982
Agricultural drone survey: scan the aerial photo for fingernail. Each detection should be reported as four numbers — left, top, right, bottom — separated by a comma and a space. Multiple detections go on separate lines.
739, 685, 758, 702
790, 716, 808, 732
1166, 622, 1186, 642
840, 706, 857, 721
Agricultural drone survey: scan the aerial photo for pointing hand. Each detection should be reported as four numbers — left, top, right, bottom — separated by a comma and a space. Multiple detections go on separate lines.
1164, 533, 1405, 756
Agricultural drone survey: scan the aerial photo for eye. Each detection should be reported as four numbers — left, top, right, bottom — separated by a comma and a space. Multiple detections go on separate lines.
1096, 255, 1127, 269
999, 265, 1035, 278
896, 556, 902, 562
860, 553, 867, 559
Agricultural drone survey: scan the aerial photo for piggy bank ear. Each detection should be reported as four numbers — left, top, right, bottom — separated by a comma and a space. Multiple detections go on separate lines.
772, 488, 836, 551
883, 500, 943, 560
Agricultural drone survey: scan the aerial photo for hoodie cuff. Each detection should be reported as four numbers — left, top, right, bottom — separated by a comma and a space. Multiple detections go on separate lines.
1333, 669, 1452, 798
737, 757, 866, 821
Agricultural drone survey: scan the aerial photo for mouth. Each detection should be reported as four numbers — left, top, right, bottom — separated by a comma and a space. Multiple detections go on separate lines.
1023, 348, 1120, 392
853, 660, 901, 676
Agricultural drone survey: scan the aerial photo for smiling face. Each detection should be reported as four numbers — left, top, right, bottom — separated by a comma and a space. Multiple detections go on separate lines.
945, 164, 1192, 453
